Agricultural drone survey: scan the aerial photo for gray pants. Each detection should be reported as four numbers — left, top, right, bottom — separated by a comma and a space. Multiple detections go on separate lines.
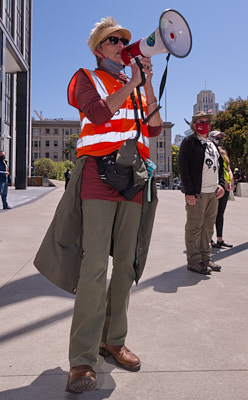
69, 199, 142, 368
185, 192, 218, 266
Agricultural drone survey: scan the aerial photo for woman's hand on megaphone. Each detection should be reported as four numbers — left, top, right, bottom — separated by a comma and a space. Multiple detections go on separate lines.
141, 57, 153, 83
130, 57, 153, 87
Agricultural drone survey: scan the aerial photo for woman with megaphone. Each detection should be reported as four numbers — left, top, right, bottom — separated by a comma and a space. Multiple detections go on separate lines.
34, 16, 162, 394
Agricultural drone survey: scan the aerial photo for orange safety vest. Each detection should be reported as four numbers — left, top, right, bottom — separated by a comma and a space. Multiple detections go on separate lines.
67, 68, 150, 160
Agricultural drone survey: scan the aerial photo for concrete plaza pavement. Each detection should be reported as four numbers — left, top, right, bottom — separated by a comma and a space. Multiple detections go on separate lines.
0, 183, 248, 399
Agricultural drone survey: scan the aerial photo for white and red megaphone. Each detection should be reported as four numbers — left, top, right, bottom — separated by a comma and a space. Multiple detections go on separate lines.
121, 9, 192, 65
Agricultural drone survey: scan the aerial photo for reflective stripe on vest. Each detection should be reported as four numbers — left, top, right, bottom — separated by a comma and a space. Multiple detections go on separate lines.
75, 69, 150, 159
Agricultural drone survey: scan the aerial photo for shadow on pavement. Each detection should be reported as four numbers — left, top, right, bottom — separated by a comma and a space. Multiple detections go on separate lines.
0, 308, 73, 344
132, 265, 210, 295
0, 274, 74, 308
0, 366, 116, 400
3, 243, 247, 344
211, 241, 248, 260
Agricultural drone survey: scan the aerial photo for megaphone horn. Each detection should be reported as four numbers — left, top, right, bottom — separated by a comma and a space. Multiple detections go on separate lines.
121, 9, 192, 65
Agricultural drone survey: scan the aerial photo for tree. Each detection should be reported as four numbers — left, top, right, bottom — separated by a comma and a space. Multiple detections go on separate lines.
171, 145, 179, 177
212, 97, 248, 180
33, 158, 56, 178
33, 158, 74, 180
63, 133, 79, 161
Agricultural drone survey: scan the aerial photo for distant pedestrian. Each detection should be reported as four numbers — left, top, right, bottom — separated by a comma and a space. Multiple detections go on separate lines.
179, 112, 225, 275
233, 168, 243, 193
64, 167, 71, 189
209, 131, 234, 249
0, 151, 11, 210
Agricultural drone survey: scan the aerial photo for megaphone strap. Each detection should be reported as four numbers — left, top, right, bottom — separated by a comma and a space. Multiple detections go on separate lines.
135, 57, 146, 87
130, 90, 141, 141
158, 54, 171, 104
142, 53, 170, 124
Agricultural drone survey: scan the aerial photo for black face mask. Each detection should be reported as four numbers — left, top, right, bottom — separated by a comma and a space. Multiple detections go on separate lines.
0, 155, 5, 160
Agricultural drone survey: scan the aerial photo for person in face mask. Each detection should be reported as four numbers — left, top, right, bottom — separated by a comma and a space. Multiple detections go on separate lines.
208, 131, 234, 248
178, 111, 225, 275
0, 151, 12, 210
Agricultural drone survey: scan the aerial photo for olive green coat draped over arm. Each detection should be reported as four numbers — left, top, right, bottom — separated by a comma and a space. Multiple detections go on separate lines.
34, 156, 158, 294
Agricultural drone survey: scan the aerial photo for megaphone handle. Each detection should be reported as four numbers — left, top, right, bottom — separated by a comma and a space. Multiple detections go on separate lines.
134, 57, 146, 87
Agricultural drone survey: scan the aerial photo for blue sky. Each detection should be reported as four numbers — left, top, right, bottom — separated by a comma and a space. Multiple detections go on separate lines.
32, 0, 248, 140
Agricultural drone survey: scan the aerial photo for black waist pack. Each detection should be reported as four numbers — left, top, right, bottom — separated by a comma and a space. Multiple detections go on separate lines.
95, 140, 148, 200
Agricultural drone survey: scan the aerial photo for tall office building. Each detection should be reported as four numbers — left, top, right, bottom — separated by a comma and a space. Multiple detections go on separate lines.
193, 89, 219, 116
0, 0, 32, 189
184, 88, 219, 137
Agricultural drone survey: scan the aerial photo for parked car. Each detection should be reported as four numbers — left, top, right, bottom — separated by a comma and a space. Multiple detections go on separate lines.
172, 178, 182, 190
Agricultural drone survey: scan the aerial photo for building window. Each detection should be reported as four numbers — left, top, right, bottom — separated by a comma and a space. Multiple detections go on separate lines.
54, 129, 58, 135
46, 129, 50, 135
45, 140, 50, 147
5, 74, 11, 124
45, 152, 50, 158
54, 140, 58, 147
25, 1, 31, 62
54, 152, 58, 159
34, 140, 39, 147
16, 0, 23, 52
34, 153, 38, 160
63, 129, 71, 136
33, 128, 40, 136
5, 0, 13, 34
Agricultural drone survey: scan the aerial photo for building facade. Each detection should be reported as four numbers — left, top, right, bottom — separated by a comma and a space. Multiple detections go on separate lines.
32, 119, 174, 185
193, 89, 219, 116
149, 121, 174, 186
173, 134, 184, 148
31, 118, 80, 165
0, 0, 32, 189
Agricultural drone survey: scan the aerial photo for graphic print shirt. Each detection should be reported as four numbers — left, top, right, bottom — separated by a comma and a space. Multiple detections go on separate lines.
198, 137, 219, 193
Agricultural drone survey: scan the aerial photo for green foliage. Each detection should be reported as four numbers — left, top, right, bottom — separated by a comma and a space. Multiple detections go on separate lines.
33, 158, 74, 180
171, 145, 179, 177
63, 133, 79, 160
33, 158, 56, 178
212, 97, 248, 180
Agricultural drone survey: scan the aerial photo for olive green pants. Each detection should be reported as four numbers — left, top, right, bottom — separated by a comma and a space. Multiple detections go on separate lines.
185, 192, 218, 266
69, 199, 142, 368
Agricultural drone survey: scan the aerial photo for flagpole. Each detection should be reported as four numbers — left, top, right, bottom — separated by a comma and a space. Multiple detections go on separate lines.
164, 88, 167, 121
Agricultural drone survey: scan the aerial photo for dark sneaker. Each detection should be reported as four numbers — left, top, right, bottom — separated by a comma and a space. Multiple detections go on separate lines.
217, 241, 233, 248
187, 262, 211, 275
211, 241, 221, 248
204, 260, 222, 272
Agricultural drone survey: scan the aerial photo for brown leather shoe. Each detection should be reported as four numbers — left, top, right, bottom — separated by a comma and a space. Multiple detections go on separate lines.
66, 365, 97, 393
99, 342, 141, 371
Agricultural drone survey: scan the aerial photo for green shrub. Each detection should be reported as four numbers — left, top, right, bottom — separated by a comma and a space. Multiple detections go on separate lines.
33, 158, 74, 180
33, 158, 56, 178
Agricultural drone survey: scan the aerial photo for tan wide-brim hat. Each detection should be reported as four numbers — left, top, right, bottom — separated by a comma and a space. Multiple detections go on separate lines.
88, 16, 131, 54
190, 111, 213, 129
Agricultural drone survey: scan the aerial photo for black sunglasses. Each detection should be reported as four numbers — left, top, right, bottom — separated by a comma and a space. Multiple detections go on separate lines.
197, 120, 210, 124
101, 36, 129, 46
